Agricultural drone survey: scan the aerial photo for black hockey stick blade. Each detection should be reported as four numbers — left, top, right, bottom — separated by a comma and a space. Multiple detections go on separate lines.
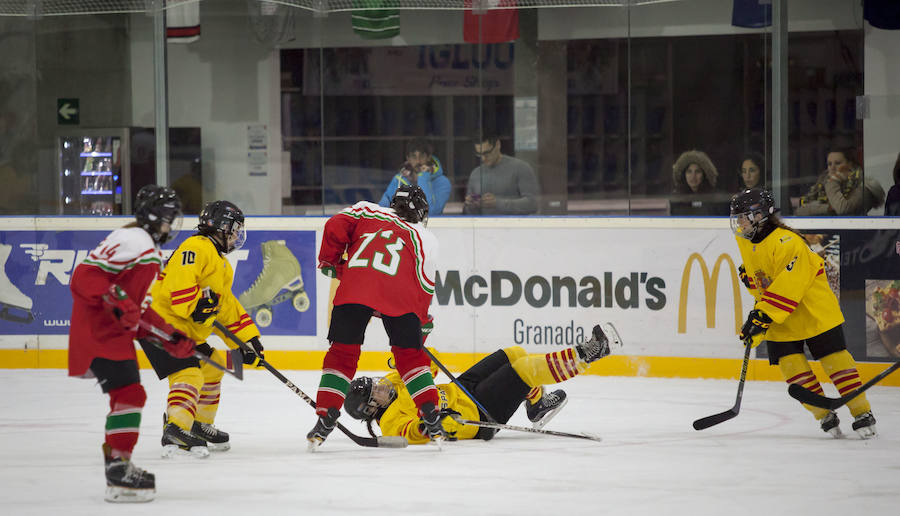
211, 320, 407, 449
693, 342, 752, 431
450, 414, 602, 442
788, 361, 900, 410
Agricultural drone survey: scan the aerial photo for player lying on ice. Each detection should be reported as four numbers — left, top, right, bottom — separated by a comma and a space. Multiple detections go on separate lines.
343, 323, 614, 444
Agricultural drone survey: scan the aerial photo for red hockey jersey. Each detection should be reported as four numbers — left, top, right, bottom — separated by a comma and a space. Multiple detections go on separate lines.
319, 202, 438, 322
68, 226, 163, 378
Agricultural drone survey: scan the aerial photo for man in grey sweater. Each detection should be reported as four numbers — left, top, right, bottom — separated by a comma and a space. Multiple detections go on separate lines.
463, 133, 539, 215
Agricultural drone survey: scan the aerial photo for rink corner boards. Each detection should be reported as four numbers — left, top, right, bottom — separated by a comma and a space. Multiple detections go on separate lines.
2, 349, 898, 387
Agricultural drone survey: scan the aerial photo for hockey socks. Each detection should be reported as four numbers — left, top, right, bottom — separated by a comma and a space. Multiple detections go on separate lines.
819, 350, 871, 418
166, 368, 202, 431
391, 346, 439, 410
778, 353, 830, 420
105, 383, 147, 459
315, 342, 361, 417
506, 345, 589, 388
196, 349, 226, 424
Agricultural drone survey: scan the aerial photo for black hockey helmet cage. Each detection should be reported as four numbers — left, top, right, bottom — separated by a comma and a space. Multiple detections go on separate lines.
198, 200, 246, 253
134, 185, 183, 245
730, 187, 777, 240
390, 184, 429, 225
344, 376, 377, 422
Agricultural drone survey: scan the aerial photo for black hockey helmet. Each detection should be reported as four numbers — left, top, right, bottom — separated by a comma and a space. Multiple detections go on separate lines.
344, 376, 396, 422
134, 185, 182, 245
730, 187, 777, 241
197, 200, 246, 253
390, 184, 429, 226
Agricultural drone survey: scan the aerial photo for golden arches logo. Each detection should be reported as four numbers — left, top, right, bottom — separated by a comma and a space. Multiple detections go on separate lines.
677, 253, 743, 334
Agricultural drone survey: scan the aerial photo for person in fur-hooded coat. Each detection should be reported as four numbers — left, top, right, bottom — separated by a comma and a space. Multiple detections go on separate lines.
671, 150, 727, 215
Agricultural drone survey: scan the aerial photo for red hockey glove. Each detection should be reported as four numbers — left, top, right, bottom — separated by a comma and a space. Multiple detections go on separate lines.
163, 330, 196, 359
318, 260, 345, 280
101, 284, 140, 332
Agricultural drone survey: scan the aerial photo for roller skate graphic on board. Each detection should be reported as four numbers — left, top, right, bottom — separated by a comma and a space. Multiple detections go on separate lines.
0, 243, 34, 323
239, 240, 309, 328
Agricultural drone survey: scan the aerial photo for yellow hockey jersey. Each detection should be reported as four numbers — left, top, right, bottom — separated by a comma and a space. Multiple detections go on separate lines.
150, 235, 259, 346
734, 227, 843, 341
378, 370, 480, 444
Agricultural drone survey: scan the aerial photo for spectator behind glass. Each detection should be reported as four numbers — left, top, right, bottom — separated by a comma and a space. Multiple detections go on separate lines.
463, 132, 539, 215
670, 150, 726, 215
795, 147, 885, 216
379, 138, 451, 215
738, 151, 766, 190
884, 152, 900, 216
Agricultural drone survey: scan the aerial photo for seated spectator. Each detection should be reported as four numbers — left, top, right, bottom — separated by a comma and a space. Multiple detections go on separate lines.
379, 138, 451, 215
670, 150, 727, 215
796, 147, 885, 216
884, 152, 900, 216
738, 151, 766, 191
463, 132, 539, 215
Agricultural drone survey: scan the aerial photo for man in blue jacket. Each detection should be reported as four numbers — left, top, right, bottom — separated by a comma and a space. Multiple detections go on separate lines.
379, 138, 451, 215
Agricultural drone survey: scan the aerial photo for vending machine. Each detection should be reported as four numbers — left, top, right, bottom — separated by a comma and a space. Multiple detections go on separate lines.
57, 129, 129, 215
57, 127, 201, 215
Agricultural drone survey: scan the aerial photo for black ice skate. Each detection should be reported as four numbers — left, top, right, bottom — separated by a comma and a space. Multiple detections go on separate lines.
161, 418, 210, 458
851, 411, 877, 439
576, 325, 613, 364
419, 402, 448, 446
103, 443, 155, 503
526, 389, 569, 430
306, 407, 340, 452
819, 411, 843, 438
192, 421, 231, 451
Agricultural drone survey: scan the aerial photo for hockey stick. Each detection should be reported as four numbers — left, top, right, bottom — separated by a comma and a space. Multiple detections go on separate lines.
211, 320, 407, 448
138, 320, 244, 380
423, 347, 498, 423
693, 342, 752, 430
788, 361, 900, 410
449, 414, 601, 442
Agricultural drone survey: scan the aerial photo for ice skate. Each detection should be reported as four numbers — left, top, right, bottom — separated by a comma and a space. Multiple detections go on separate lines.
239, 240, 310, 328
0, 243, 34, 323
576, 324, 614, 364
306, 407, 340, 452
526, 389, 568, 430
851, 411, 877, 439
192, 421, 231, 451
819, 411, 843, 438
103, 443, 155, 503
419, 402, 447, 449
161, 419, 210, 458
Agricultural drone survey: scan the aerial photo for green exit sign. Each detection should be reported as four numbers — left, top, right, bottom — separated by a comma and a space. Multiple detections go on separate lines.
57, 98, 80, 125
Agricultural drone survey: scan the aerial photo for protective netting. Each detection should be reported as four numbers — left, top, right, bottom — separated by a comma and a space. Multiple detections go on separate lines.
0, 0, 671, 17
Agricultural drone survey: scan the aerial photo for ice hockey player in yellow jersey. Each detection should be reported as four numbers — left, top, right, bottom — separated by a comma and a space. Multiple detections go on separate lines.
730, 188, 877, 438
138, 200, 265, 458
343, 324, 615, 444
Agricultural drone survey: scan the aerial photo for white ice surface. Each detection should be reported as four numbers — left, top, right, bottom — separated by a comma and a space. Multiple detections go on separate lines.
1, 369, 898, 516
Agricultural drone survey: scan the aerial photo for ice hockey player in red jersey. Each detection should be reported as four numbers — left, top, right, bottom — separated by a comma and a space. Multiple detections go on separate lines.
307, 184, 445, 450
68, 185, 196, 503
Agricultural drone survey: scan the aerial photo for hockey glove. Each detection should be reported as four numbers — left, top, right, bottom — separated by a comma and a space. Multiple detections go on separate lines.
190, 289, 220, 325
241, 336, 265, 366
739, 309, 772, 348
163, 330, 196, 359
318, 260, 344, 280
738, 265, 753, 290
101, 284, 140, 332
